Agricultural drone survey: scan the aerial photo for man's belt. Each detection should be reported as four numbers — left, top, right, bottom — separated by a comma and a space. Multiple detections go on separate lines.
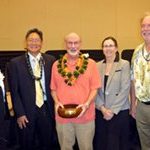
141, 101, 150, 105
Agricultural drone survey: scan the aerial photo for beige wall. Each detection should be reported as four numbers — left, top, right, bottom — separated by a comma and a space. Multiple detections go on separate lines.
0, 0, 149, 52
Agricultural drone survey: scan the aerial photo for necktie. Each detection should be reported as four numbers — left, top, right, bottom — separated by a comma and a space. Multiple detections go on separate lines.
34, 60, 44, 108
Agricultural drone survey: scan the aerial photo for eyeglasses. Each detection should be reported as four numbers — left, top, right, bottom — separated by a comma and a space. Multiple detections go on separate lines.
103, 45, 116, 48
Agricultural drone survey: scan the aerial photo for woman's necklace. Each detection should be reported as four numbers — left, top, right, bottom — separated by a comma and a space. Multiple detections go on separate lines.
57, 53, 89, 86
25, 53, 43, 81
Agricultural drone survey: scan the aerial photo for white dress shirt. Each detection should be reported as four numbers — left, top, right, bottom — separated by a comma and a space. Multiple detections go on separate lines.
0, 70, 5, 101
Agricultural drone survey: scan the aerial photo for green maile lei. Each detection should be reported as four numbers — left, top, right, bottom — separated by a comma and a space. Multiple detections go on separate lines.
57, 53, 89, 86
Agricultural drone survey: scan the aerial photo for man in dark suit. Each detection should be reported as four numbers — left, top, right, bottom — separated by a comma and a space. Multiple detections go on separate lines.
0, 71, 7, 149
7, 28, 56, 150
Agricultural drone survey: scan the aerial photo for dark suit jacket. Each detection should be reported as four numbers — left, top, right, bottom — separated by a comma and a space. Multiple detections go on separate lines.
0, 87, 5, 119
7, 53, 55, 121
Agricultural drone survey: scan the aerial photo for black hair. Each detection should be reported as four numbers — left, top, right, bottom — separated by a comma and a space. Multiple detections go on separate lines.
25, 28, 43, 41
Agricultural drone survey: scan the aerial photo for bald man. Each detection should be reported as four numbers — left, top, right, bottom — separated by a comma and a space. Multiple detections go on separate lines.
50, 32, 101, 150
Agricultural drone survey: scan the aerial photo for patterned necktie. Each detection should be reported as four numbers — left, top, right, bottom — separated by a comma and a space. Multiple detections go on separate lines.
34, 60, 44, 108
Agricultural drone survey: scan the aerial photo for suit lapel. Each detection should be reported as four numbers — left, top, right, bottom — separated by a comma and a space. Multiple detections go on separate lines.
100, 61, 105, 92
23, 55, 34, 82
42, 54, 49, 89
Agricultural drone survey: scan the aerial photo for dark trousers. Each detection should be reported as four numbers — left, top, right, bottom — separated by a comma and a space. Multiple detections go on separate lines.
0, 119, 8, 149
93, 109, 130, 150
18, 102, 57, 150
129, 116, 141, 150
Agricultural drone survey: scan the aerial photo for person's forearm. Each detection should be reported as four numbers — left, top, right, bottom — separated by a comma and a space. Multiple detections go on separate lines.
51, 90, 59, 104
99, 105, 106, 113
130, 80, 137, 118
130, 80, 137, 106
86, 89, 98, 106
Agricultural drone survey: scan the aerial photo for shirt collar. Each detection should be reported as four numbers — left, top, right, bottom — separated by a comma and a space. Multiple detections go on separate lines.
28, 52, 41, 62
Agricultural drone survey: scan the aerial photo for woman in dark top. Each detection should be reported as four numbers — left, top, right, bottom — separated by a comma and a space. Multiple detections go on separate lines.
93, 36, 131, 150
